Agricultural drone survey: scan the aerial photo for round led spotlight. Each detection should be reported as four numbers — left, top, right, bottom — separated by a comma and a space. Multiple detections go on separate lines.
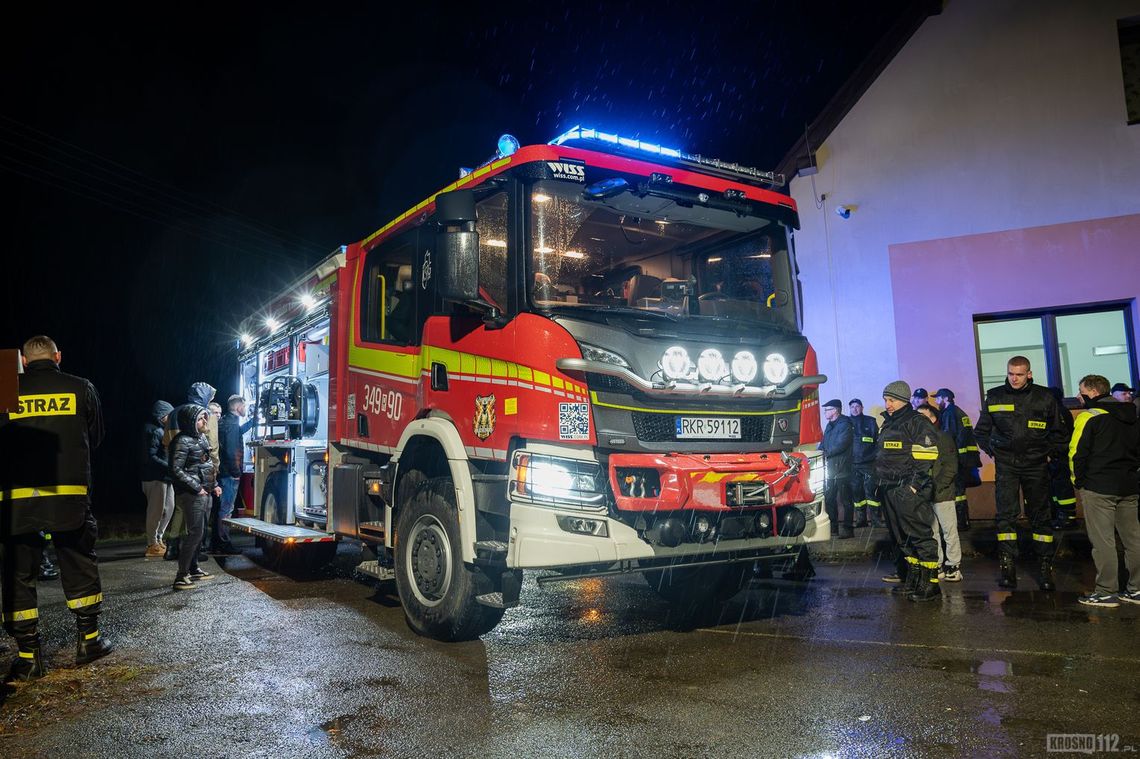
731, 351, 758, 383
697, 348, 728, 381
763, 353, 789, 384
661, 346, 692, 380
496, 134, 520, 157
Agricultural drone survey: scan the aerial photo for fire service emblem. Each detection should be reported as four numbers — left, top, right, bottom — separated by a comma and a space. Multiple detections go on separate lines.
474, 394, 496, 440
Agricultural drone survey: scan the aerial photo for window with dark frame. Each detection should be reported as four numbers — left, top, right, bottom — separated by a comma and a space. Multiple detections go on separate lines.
1121, 17, 1140, 125
974, 302, 1137, 401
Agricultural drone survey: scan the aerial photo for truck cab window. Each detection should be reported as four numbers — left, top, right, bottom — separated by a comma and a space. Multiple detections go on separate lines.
361, 231, 416, 344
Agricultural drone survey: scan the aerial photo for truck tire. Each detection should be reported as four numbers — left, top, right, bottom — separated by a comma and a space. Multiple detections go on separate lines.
262, 473, 287, 524
643, 563, 751, 623
395, 476, 504, 641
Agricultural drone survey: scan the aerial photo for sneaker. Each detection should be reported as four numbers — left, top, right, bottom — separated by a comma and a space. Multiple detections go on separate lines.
881, 573, 903, 584
189, 568, 214, 581
942, 566, 963, 582
1118, 589, 1140, 605
173, 575, 198, 591
1078, 592, 1119, 608
144, 544, 165, 559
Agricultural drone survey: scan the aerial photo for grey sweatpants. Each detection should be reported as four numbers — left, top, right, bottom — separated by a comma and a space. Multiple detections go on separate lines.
932, 500, 962, 568
142, 480, 175, 547
1080, 489, 1140, 595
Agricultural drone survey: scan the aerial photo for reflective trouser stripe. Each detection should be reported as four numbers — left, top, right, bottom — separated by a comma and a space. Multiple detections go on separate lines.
0, 485, 88, 501
955, 495, 968, 502
920, 561, 940, 569
84, 630, 100, 640
905, 556, 919, 565
1032, 533, 1054, 543
930, 578, 940, 583
18, 651, 35, 659
853, 500, 867, 507
2, 608, 39, 622
997, 533, 1018, 541
867, 500, 880, 507
958, 446, 979, 454
66, 593, 103, 610
1053, 497, 1076, 506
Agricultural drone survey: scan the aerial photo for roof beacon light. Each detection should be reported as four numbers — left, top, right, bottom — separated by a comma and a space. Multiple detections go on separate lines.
549, 125, 783, 187
497, 134, 520, 158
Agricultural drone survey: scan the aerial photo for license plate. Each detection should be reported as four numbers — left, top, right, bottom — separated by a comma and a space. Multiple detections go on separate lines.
675, 416, 741, 439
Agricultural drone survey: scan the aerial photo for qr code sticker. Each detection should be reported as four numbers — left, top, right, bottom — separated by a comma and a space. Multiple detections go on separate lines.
559, 403, 590, 440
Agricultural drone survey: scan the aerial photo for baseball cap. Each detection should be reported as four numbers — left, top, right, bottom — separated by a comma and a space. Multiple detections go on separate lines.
848, 398, 863, 406
823, 398, 843, 410
912, 387, 928, 399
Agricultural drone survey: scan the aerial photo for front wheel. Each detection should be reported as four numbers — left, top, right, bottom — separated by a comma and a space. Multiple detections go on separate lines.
394, 477, 504, 641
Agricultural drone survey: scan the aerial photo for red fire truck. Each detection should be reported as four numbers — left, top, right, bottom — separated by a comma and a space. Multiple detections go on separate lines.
226, 127, 829, 641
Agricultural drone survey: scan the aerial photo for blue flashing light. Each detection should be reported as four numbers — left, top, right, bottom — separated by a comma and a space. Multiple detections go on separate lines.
496, 134, 520, 158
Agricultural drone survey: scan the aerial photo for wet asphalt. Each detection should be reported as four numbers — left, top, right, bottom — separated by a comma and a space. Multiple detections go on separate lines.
2, 533, 1139, 759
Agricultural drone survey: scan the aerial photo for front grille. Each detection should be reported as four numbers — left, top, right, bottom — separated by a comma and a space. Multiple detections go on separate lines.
586, 372, 637, 395
632, 412, 772, 443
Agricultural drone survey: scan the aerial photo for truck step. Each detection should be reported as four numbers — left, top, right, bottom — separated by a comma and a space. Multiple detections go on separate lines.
223, 517, 336, 544
355, 560, 395, 582
359, 521, 386, 536
474, 540, 508, 556
475, 592, 506, 608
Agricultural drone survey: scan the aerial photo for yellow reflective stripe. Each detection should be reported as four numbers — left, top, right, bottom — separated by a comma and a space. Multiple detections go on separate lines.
988, 404, 1014, 412
853, 500, 867, 507
961, 417, 972, 428
930, 577, 940, 583
18, 651, 35, 659
867, 500, 880, 507
920, 561, 940, 569
2, 608, 39, 622
1054, 497, 1076, 506
954, 495, 968, 502
958, 446, 978, 454
589, 392, 800, 416
0, 485, 88, 501
1027, 420, 1046, 429
1069, 408, 1107, 484
911, 444, 938, 460
84, 630, 100, 640
66, 593, 103, 610
861, 436, 874, 443
996, 533, 1018, 541
1032, 533, 1054, 543
905, 556, 919, 565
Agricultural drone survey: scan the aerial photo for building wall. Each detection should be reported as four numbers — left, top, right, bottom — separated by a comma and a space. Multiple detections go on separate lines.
788, 4, 1139, 408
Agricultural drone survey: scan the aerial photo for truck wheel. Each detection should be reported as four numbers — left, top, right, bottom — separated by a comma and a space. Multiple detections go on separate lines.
262, 473, 287, 524
644, 564, 751, 623
395, 476, 504, 641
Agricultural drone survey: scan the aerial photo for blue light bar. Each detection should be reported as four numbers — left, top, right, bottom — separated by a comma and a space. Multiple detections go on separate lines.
548, 125, 780, 186
496, 134, 520, 158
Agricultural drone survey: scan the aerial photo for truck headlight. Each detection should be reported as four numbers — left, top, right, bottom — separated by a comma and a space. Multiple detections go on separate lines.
579, 341, 631, 369
660, 346, 693, 380
510, 452, 605, 508
803, 449, 825, 495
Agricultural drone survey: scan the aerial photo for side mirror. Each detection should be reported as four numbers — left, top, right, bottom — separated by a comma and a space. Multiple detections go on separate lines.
434, 190, 479, 302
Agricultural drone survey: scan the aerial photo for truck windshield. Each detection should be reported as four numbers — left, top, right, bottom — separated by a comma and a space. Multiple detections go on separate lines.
526, 180, 797, 328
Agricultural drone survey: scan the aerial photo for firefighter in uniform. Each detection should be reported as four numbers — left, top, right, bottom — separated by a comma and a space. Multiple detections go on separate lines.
1046, 386, 1077, 530
848, 399, 881, 528
933, 389, 982, 531
0, 336, 112, 681
974, 356, 1067, 590
875, 381, 941, 602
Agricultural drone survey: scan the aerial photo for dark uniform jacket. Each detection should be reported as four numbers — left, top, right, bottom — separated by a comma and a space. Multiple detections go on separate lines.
140, 400, 174, 483
819, 415, 854, 479
929, 425, 960, 503
168, 405, 217, 495
850, 413, 879, 465
1069, 395, 1139, 496
218, 411, 254, 478
974, 379, 1066, 468
0, 359, 103, 535
874, 405, 938, 497
939, 402, 982, 469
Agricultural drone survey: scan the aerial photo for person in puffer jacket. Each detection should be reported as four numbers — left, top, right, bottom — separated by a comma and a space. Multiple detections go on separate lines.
140, 400, 174, 558
168, 405, 220, 590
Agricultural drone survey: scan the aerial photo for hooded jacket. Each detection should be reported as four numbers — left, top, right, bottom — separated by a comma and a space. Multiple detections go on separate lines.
975, 379, 1067, 467
168, 404, 217, 495
140, 400, 174, 482
939, 401, 982, 470
166, 382, 219, 470
218, 410, 255, 478
1069, 395, 1139, 496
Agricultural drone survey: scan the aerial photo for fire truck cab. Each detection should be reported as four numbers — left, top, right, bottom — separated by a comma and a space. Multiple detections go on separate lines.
227, 127, 829, 641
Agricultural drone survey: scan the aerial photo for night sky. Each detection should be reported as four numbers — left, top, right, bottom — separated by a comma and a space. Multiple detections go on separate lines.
2, 1, 910, 517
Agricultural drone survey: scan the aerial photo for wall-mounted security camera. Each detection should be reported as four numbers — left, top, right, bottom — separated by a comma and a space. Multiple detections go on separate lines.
835, 205, 854, 219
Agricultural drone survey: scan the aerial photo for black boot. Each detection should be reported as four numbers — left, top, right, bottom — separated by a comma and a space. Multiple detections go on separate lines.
892, 561, 919, 595
998, 554, 1017, 589
956, 502, 970, 532
908, 565, 941, 602
75, 615, 113, 666
1038, 558, 1056, 591
5, 633, 47, 682
853, 507, 868, 529
164, 537, 180, 561
39, 554, 60, 581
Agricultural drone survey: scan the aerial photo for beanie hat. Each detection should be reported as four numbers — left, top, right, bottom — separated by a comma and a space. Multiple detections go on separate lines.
883, 380, 911, 403
822, 398, 842, 410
